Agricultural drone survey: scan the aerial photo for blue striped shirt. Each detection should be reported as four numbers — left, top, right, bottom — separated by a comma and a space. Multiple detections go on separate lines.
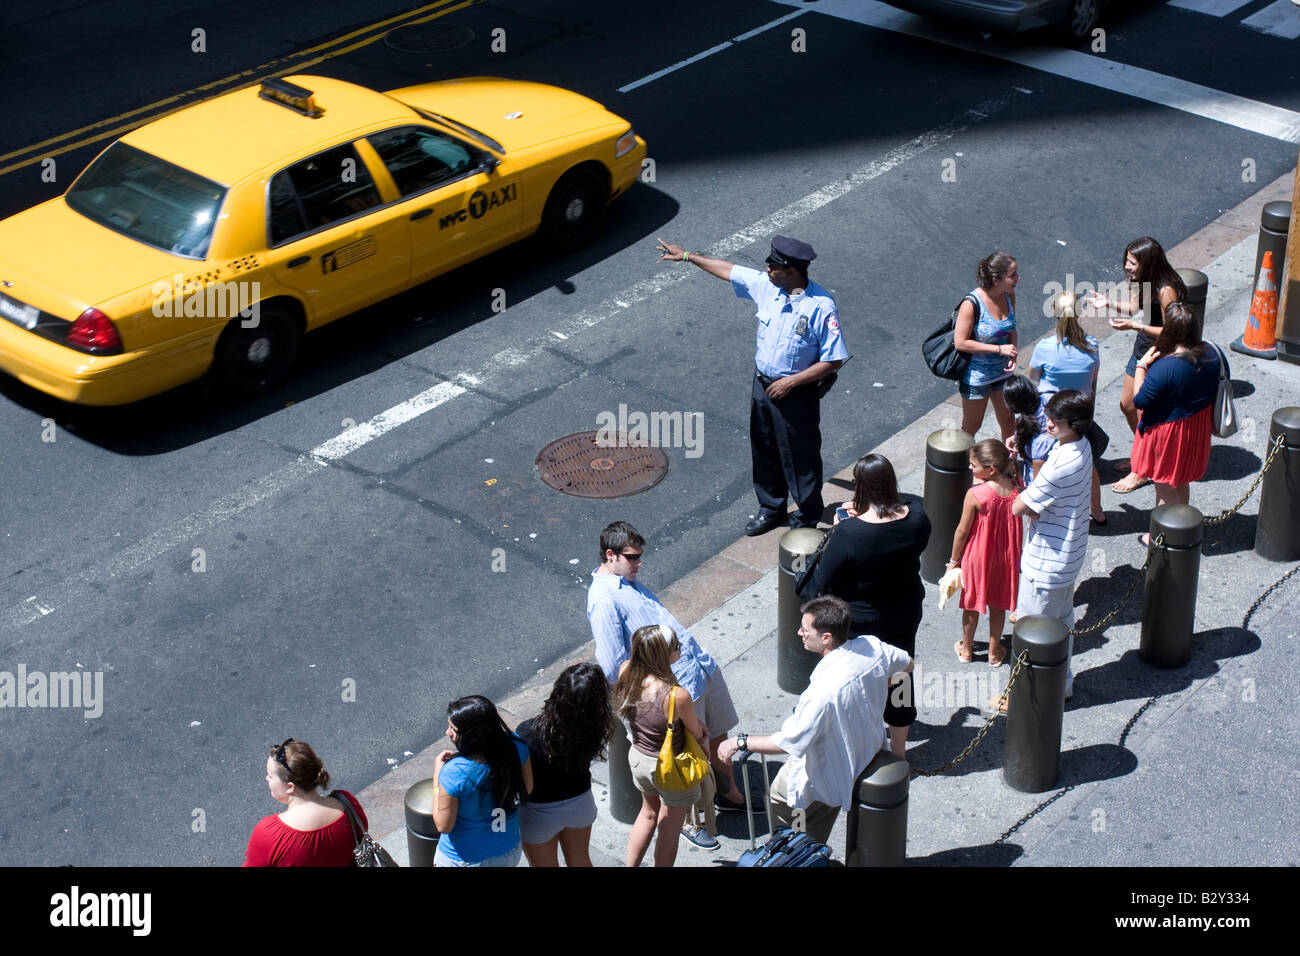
1020, 438, 1090, 588
586, 570, 717, 699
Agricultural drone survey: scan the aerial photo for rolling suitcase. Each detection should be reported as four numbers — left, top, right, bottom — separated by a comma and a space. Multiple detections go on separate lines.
734, 753, 833, 867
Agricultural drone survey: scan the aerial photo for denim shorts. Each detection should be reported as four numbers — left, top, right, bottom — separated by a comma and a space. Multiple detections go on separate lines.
958, 376, 1007, 400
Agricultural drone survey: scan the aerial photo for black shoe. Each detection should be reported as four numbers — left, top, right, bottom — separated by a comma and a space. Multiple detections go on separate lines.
714, 793, 748, 813
744, 512, 786, 536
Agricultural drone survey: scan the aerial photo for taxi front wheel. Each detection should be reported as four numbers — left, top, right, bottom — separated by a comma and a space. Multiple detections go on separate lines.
210, 306, 301, 398
541, 167, 606, 252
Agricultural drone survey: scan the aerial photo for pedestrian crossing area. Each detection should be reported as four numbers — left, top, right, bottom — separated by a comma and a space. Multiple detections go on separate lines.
1170, 0, 1300, 39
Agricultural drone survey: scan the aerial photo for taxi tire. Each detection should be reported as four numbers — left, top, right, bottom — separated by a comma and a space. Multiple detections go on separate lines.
210, 306, 301, 398
1057, 0, 1100, 44
541, 167, 607, 252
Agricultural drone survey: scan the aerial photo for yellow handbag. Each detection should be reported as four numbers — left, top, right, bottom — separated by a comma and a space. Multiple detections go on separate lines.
654, 685, 710, 792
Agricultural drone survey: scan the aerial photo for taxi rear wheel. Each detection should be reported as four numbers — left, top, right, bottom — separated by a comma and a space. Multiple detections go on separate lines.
541, 167, 607, 252
210, 306, 301, 398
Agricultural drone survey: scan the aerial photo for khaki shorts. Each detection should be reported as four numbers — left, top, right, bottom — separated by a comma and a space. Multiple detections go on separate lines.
627, 744, 701, 807
695, 669, 739, 740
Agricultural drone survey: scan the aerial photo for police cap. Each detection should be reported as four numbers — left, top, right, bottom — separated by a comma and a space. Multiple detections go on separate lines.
765, 236, 816, 269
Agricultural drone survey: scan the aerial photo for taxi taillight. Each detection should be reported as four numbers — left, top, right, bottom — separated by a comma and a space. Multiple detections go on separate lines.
66, 308, 122, 353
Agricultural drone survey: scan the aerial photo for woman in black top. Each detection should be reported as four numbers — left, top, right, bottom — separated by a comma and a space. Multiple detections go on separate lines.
802, 454, 931, 756
515, 663, 614, 867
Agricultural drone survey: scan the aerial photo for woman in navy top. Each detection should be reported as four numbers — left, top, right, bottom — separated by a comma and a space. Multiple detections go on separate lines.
1130, 303, 1222, 543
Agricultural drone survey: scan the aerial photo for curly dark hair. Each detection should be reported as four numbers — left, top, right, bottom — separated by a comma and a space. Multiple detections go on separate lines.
533, 663, 613, 771
1002, 374, 1042, 476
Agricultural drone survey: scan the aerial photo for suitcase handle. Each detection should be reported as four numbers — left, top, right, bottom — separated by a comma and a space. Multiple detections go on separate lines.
733, 751, 778, 853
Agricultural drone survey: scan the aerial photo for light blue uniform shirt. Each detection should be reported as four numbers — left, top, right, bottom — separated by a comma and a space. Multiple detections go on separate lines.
729, 265, 847, 378
587, 570, 717, 700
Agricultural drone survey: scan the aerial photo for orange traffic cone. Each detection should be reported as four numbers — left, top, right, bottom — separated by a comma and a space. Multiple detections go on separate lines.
1232, 250, 1278, 360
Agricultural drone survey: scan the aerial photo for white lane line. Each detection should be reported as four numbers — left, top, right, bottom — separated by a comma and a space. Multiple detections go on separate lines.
1169, 0, 1254, 17
1243, 0, 1300, 39
618, 9, 807, 92
769, 0, 1300, 143
1, 92, 1016, 632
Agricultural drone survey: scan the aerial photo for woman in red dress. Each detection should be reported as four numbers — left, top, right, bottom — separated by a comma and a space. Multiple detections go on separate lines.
1129, 303, 1222, 544
243, 738, 365, 866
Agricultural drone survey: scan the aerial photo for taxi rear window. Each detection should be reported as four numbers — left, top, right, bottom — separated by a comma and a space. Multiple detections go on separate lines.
65, 142, 226, 259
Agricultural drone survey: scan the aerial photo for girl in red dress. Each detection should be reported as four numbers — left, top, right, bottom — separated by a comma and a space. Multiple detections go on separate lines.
949, 439, 1023, 666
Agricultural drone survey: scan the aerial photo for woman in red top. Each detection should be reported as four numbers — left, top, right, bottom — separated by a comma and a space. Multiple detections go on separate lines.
243, 738, 365, 867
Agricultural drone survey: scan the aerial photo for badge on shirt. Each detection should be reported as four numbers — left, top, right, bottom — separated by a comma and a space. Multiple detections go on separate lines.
794, 316, 809, 336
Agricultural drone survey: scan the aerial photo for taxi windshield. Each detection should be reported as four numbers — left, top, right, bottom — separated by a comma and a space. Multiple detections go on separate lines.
65, 142, 227, 259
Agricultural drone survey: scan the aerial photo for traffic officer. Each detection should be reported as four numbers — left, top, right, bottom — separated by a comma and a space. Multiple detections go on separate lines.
658, 235, 846, 535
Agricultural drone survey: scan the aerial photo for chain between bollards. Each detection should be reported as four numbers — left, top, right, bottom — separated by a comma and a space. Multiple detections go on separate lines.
911, 648, 1029, 777
1069, 534, 1164, 638
1204, 433, 1286, 527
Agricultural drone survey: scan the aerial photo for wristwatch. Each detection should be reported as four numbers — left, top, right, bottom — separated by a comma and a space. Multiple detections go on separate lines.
736, 733, 749, 752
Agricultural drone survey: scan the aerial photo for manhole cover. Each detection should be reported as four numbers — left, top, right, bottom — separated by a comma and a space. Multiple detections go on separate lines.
384, 24, 476, 52
535, 431, 669, 498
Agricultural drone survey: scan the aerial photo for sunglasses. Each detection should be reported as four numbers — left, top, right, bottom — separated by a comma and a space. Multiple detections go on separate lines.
272, 737, 294, 770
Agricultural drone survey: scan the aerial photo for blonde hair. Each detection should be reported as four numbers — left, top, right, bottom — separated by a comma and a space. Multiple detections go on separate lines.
1052, 290, 1094, 353
613, 625, 680, 720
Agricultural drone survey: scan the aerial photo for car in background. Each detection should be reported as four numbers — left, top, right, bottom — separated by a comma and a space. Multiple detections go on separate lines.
879, 0, 1106, 43
0, 75, 646, 406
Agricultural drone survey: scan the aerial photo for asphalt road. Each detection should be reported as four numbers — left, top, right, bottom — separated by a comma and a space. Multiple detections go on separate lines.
0, 0, 1296, 865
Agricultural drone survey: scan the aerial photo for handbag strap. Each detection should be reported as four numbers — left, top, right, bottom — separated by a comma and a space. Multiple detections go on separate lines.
329, 790, 365, 847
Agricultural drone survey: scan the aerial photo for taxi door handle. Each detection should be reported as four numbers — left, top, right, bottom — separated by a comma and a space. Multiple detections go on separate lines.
409, 208, 433, 221
287, 256, 310, 268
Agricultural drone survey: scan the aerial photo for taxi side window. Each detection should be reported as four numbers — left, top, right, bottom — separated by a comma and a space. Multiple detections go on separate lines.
269, 143, 381, 244
368, 126, 475, 197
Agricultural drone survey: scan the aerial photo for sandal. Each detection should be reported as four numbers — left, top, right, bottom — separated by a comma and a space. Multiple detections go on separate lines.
1139, 532, 1151, 547
954, 640, 974, 663
1112, 474, 1151, 494
988, 696, 1009, 714
988, 646, 1007, 667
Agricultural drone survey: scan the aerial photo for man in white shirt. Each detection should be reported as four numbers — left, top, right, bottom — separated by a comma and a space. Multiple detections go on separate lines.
1012, 389, 1093, 699
717, 596, 913, 844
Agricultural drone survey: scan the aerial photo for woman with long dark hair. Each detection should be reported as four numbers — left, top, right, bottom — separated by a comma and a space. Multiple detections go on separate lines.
1084, 237, 1187, 492
953, 251, 1019, 439
432, 695, 533, 867
515, 663, 613, 867
801, 454, 930, 756
1003, 375, 1055, 488
1129, 303, 1222, 543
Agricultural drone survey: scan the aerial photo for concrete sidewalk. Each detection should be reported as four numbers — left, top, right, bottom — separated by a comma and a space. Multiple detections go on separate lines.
367, 175, 1300, 867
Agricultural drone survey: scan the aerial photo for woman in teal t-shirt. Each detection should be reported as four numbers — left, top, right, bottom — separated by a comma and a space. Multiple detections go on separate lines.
433, 695, 533, 867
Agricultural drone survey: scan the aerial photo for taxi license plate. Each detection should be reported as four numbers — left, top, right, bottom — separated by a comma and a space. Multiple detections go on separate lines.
0, 293, 40, 330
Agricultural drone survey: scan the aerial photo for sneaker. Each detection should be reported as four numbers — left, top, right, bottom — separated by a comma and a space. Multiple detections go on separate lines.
681, 825, 720, 850
713, 793, 748, 813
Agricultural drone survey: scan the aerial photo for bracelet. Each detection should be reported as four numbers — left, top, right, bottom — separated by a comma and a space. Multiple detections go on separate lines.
681, 250, 690, 262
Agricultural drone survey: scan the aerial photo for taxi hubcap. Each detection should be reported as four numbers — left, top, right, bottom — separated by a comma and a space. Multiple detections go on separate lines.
247, 337, 272, 365
565, 197, 585, 222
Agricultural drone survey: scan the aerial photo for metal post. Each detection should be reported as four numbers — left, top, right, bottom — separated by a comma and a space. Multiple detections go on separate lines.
845, 752, 909, 867
921, 428, 973, 583
1255, 407, 1300, 562
1003, 616, 1069, 793
1176, 268, 1209, 343
1255, 201, 1291, 290
777, 527, 825, 693
606, 721, 641, 824
404, 779, 439, 867
1278, 174, 1300, 366
1140, 505, 1204, 668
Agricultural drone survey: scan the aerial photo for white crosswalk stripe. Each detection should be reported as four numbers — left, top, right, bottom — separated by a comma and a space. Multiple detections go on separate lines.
1241, 0, 1300, 39
1168, 0, 1254, 17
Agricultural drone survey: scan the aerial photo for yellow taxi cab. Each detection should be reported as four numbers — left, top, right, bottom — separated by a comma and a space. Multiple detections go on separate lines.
0, 75, 646, 405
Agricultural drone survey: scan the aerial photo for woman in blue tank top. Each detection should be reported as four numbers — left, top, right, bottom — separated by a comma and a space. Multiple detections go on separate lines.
953, 251, 1019, 439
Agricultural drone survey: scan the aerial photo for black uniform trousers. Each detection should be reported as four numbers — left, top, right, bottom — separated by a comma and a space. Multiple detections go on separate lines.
750, 372, 823, 526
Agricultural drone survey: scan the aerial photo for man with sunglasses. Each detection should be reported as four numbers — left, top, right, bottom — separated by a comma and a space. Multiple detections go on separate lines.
587, 520, 747, 812
657, 235, 847, 535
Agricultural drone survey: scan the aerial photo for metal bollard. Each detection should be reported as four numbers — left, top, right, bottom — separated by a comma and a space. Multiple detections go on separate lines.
1003, 616, 1069, 793
921, 428, 973, 583
1176, 268, 1208, 342
1255, 201, 1291, 289
1255, 407, 1300, 562
404, 779, 439, 867
845, 752, 909, 866
777, 528, 825, 693
606, 721, 641, 824
1140, 505, 1204, 668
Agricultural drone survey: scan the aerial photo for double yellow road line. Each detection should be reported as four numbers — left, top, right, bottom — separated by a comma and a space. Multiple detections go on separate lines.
0, 0, 480, 179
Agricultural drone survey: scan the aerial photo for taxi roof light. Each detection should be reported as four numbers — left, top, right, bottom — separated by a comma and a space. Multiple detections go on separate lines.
258, 78, 324, 118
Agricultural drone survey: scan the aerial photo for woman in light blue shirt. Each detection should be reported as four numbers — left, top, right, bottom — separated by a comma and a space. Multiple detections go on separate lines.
954, 251, 1019, 439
